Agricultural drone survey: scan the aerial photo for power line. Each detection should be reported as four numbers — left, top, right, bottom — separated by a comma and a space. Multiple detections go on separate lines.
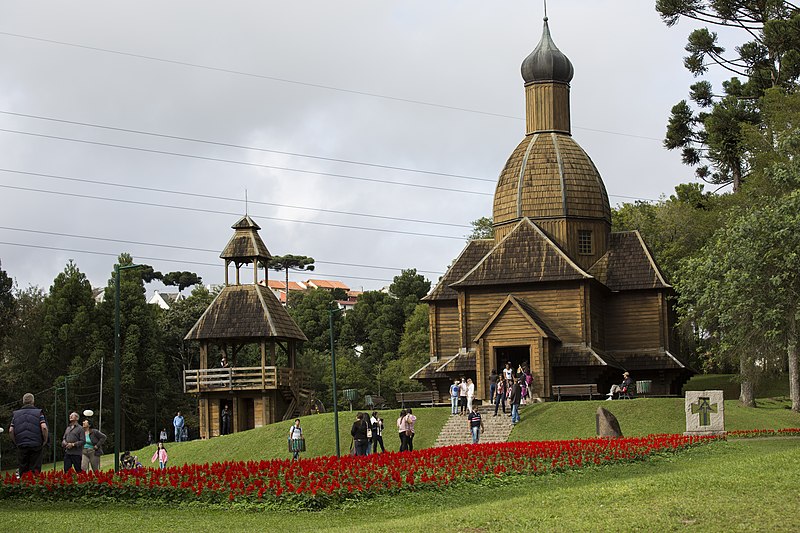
0, 240, 400, 283
0, 168, 473, 229
0, 183, 469, 240
0, 226, 447, 275
0, 127, 493, 196
0, 31, 664, 142
0, 109, 489, 182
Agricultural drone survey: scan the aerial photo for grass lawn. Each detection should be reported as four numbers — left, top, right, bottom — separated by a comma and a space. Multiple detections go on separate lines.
91, 407, 452, 470
510, 397, 800, 441
682, 373, 790, 400
3, 438, 798, 531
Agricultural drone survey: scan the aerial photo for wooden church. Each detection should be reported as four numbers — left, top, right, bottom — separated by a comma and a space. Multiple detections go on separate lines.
183, 215, 312, 438
412, 17, 692, 400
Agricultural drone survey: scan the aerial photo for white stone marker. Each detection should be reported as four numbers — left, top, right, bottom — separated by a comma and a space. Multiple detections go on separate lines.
684, 390, 725, 436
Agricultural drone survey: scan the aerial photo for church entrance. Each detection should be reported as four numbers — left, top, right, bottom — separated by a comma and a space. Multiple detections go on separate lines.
495, 345, 530, 377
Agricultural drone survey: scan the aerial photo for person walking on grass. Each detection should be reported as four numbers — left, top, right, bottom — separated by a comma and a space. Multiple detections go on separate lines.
9, 392, 48, 476
288, 418, 304, 460
467, 405, 484, 444
173, 411, 185, 442
370, 411, 385, 453
151, 441, 168, 469
397, 409, 409, 452
351, 412, 369, 456
405, 408, 417, 452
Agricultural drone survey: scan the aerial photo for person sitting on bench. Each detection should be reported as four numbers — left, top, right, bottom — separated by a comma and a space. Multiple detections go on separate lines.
606, 371, 633, 400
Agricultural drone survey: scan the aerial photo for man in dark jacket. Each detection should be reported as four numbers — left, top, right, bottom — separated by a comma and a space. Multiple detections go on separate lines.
9, 393, 49, 475
61, 411, 83, 472
509, 379, 522, 424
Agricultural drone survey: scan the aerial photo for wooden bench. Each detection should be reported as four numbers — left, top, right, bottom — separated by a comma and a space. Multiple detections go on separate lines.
551, 384, 599, 401
395, 390, 437, 408
363, 395, 386, 409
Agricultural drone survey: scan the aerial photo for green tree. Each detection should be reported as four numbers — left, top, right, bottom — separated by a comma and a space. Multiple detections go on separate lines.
468, 216, 494, 240
39, 260, 98, 387
267, 254, 315, 308
657, 1, 800, 191
382, 303, 430, 396
388, 269, 431, 320
288, 288, 340, 354
0, 259, 14, 345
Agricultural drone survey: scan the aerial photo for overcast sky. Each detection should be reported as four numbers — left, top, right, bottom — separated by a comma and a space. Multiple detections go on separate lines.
0, 1, 719, 294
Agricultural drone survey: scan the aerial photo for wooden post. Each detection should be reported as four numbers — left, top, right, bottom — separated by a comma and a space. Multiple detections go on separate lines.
260, 341, 266, 389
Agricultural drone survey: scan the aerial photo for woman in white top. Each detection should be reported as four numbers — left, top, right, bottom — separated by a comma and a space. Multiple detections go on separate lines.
289, 418, 303, 460
466, 378, 475, 412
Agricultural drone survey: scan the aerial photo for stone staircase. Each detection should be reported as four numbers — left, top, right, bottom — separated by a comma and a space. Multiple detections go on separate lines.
434, 404, 515, 447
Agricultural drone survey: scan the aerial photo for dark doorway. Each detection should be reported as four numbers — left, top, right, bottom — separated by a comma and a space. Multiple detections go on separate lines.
495, 346, 530, 378
241, 398, 255, 431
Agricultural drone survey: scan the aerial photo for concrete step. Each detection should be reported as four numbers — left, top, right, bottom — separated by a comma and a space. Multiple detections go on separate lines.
433, 410, 516, 447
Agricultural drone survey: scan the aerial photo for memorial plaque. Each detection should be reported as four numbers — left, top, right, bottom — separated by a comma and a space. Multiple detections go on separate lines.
684, 390, 725, 436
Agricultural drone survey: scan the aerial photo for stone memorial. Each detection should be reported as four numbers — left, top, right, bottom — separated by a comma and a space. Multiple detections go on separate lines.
684, 390, 725, 436
596, 407, 623, 438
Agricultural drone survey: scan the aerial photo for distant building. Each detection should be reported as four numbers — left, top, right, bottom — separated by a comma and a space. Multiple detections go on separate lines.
259, 278, 360, 309
148, 290, 184, 310
91, 287, 105, 304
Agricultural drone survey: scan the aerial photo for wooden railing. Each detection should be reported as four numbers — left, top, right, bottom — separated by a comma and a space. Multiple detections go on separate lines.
183, 366, 309, 393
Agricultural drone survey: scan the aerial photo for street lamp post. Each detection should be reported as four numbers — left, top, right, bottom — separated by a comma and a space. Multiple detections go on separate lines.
114, 263, 142, 472
0, 426, 4, 471
329, 306, 340, 457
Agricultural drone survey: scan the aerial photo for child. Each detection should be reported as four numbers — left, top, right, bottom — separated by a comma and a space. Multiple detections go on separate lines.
151, 441, 168, 469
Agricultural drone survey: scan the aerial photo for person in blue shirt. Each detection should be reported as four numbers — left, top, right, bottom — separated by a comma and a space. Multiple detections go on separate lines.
173, 412, 185, 442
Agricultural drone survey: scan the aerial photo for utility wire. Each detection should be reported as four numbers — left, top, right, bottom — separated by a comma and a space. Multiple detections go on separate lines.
0, 241, 400, 283
0, 183, 468, 240
0, 226, 447, 275
0, 31, 664, 142
0, 127, 493, 196
0, 168, 474, 229
0, 109, 488, 182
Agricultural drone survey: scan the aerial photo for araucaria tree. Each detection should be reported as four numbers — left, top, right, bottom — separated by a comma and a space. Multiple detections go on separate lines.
657, 1, 800, 191
267, 254, 315, 308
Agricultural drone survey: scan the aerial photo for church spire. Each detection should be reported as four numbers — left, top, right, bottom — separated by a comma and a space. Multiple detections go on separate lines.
521, 14, 573, 135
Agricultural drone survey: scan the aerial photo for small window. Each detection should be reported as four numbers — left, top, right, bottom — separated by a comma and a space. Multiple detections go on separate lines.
578, 230, 593, 255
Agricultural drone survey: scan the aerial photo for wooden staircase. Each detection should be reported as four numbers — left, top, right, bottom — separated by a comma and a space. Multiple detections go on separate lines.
434, 404, 515, 447
282, 387, 317, 420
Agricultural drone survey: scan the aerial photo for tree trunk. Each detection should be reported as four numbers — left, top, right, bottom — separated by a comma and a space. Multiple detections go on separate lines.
789, 314, 799, 412
739, 352, 756, 407
285, 267, 290, 309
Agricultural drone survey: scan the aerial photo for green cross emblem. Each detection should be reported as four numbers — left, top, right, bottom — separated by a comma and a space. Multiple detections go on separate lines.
691, 397, 718, 426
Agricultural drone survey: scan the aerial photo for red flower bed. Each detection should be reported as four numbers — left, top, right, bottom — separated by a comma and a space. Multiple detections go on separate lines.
0, 434, 717, 508
728, 428, 800, 439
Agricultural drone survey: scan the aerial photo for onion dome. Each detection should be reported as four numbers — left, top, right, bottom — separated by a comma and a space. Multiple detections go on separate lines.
521, 17, 574, 84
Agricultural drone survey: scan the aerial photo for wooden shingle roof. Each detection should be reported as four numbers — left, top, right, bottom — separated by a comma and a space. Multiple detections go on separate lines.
451, 218, 590, 288
493, 133, 611, 228
422, 239, 494, 301
184, 284, 307, 342
550, 345, 624, 369
589, 231, 671, 291
220, 215, 271, 262
608, 350, 688, 371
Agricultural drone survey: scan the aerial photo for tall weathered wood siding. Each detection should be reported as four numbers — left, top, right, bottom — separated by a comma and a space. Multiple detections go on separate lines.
526, 82, 570, 134
430, 302, 461, 357
604, 291, 664, 350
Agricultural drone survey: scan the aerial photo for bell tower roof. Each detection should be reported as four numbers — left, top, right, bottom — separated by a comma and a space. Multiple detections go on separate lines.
521, 17, 574, 85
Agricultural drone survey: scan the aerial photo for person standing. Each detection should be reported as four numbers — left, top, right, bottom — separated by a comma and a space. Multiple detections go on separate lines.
405, 408, 417, 452
489, 369, 498, 404
494, 378, 507, 416
397, 409, 409, 452
459, 378, 468, 415
467, 406, 484, 444
220, 405, 232, 435
159, 427, 168, 442
510, 378, 522, 425
173, 411, 185, 442
151, 441, 168, 469
61, 411, 83, 472
9, 393, 49, 476
449, 379, 460, 416
288, 418, 304, 460
350, 413, 369, 456
370, 411, 385, 453
503, 362, 514, 382
466, 378, 475, 413
81, 418, 106, 472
